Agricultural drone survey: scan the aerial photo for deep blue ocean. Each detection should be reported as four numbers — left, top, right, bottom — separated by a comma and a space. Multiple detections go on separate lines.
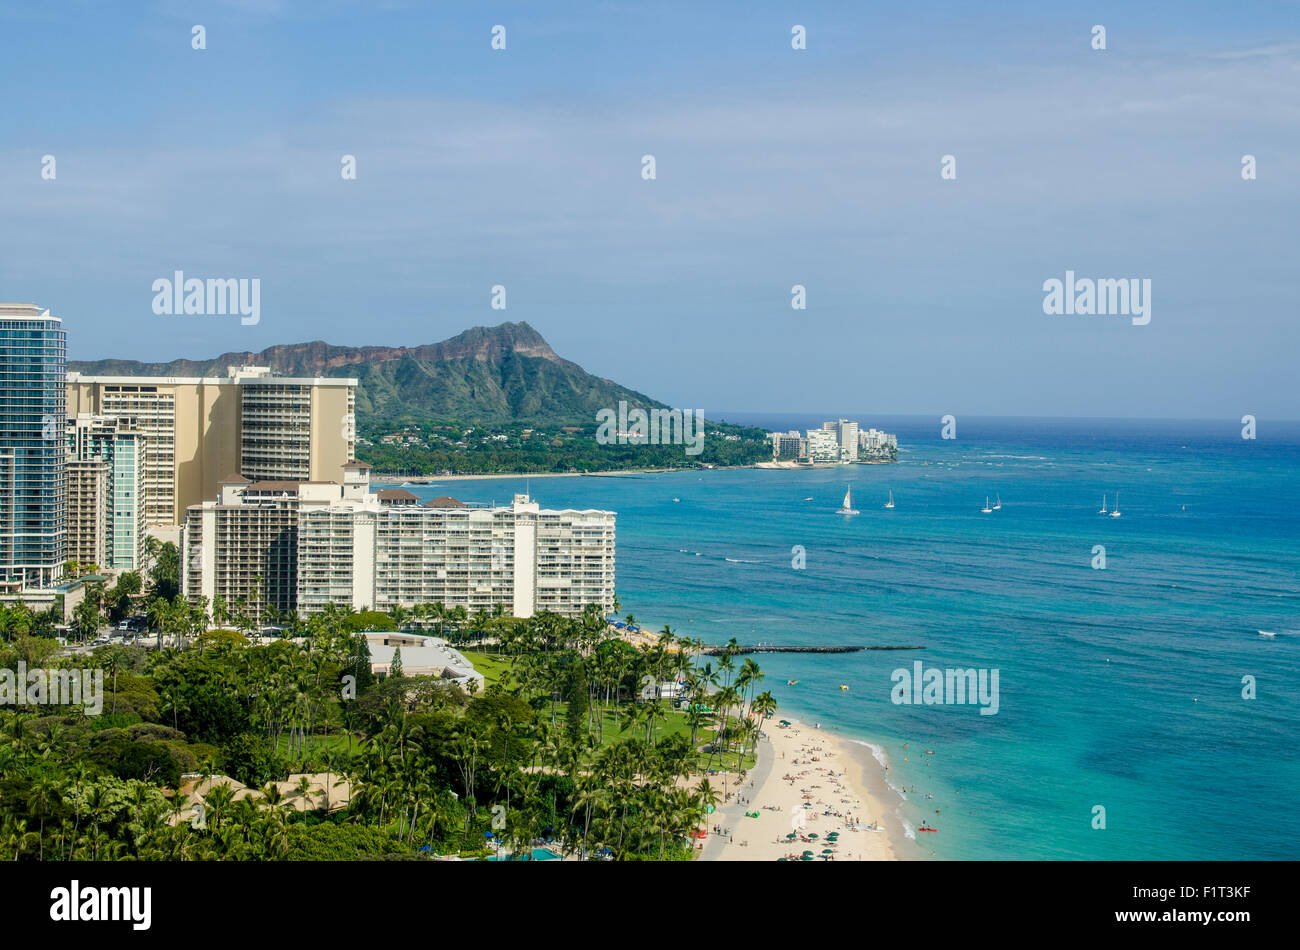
381, 416, 1300, 860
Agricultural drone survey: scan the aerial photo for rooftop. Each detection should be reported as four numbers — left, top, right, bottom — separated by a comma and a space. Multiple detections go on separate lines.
423, 496, 467, 508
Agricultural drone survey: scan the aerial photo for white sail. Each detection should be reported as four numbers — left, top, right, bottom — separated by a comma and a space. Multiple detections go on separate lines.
838, 487, 858, 514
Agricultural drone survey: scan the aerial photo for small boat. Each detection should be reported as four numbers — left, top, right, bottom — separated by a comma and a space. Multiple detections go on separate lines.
1258, 630, 1277, 639
992, 494, 1001, 511
884, 490, 894, 509
1099, 494, 1107, 515
804, 497, 813, 501
787, 679, 799, 685
839, 684, 849, 691
918, 826, 938, 833
1110, 492, 1122, 518
837, 488, 859, 515
981, 496, 993, 513
672, 497, 680, 503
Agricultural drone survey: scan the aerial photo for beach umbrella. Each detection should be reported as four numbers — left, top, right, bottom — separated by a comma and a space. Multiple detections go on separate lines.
807, 833, 818, 839
800, 855, 813, 861
484, 831, 495, 838
785, 832, 798, 839
802, 850, 814, 855
822, 848, 835, 854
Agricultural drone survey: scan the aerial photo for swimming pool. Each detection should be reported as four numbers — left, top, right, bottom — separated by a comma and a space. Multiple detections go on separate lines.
486, 848, 562, 861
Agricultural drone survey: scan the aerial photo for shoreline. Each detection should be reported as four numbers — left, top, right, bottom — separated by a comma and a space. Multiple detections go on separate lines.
372, 467, 730, 483
371, 460, 898, 483
697, 716, 911, 862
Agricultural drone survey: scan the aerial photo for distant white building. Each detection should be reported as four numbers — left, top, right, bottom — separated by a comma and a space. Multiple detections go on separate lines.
769, 431, 804, 458
805, 429, 840, 463
833, 419, 858, 462
360, 632, 485, 689
859, 428, 898, 454
769, 420, 896, 463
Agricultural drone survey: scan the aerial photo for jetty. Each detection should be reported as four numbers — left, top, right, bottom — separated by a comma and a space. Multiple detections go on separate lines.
700, 644, 925, 657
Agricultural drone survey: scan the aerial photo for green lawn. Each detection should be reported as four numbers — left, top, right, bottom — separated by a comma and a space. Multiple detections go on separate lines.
460, 650, 511, 689
275, 732, 356, 761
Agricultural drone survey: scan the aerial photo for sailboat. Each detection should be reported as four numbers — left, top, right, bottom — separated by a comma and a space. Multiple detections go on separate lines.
1099, 494, 1107, 515
884, 490, 894, 509
992, 494, 1001, 511
981, 496, 993, 513
1110, 492, 1122, 518
837, 487, 859, 515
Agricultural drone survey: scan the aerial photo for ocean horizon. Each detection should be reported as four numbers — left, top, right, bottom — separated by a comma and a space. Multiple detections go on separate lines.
379, 415, 1300, 860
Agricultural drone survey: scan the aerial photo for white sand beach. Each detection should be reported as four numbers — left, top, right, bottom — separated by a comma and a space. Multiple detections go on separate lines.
697, 719, 905, 861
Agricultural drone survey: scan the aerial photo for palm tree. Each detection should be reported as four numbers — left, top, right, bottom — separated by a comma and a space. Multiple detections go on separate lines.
101, 650, 124, 715
751, 690, 778, 752
146, 598, 171, 649
211, 594, 230, 629
294, 775, 315, 809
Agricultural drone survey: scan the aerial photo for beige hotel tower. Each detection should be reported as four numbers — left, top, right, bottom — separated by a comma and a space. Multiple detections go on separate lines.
66, 366, 356, 529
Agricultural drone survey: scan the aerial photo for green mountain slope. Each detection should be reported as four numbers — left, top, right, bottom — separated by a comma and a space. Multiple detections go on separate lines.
68, 322, 667, 425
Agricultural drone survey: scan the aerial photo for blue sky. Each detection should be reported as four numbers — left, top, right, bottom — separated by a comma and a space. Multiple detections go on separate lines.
2, 0, 1297, 418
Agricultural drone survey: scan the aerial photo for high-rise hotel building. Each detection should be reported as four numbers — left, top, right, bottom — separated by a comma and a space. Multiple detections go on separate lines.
65, 414, 146, 571
67, 366, 356, 528
0, 305, 66, 589
182, 462, 616, 620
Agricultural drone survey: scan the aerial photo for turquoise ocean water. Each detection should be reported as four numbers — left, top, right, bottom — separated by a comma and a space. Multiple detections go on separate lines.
381, 416, 1300, 860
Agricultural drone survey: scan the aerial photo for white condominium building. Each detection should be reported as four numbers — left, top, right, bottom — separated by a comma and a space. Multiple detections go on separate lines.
859, 428, 898, 452
834, 419, 859, 462
805, 428, 840, 462
183, 462, 616, 620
